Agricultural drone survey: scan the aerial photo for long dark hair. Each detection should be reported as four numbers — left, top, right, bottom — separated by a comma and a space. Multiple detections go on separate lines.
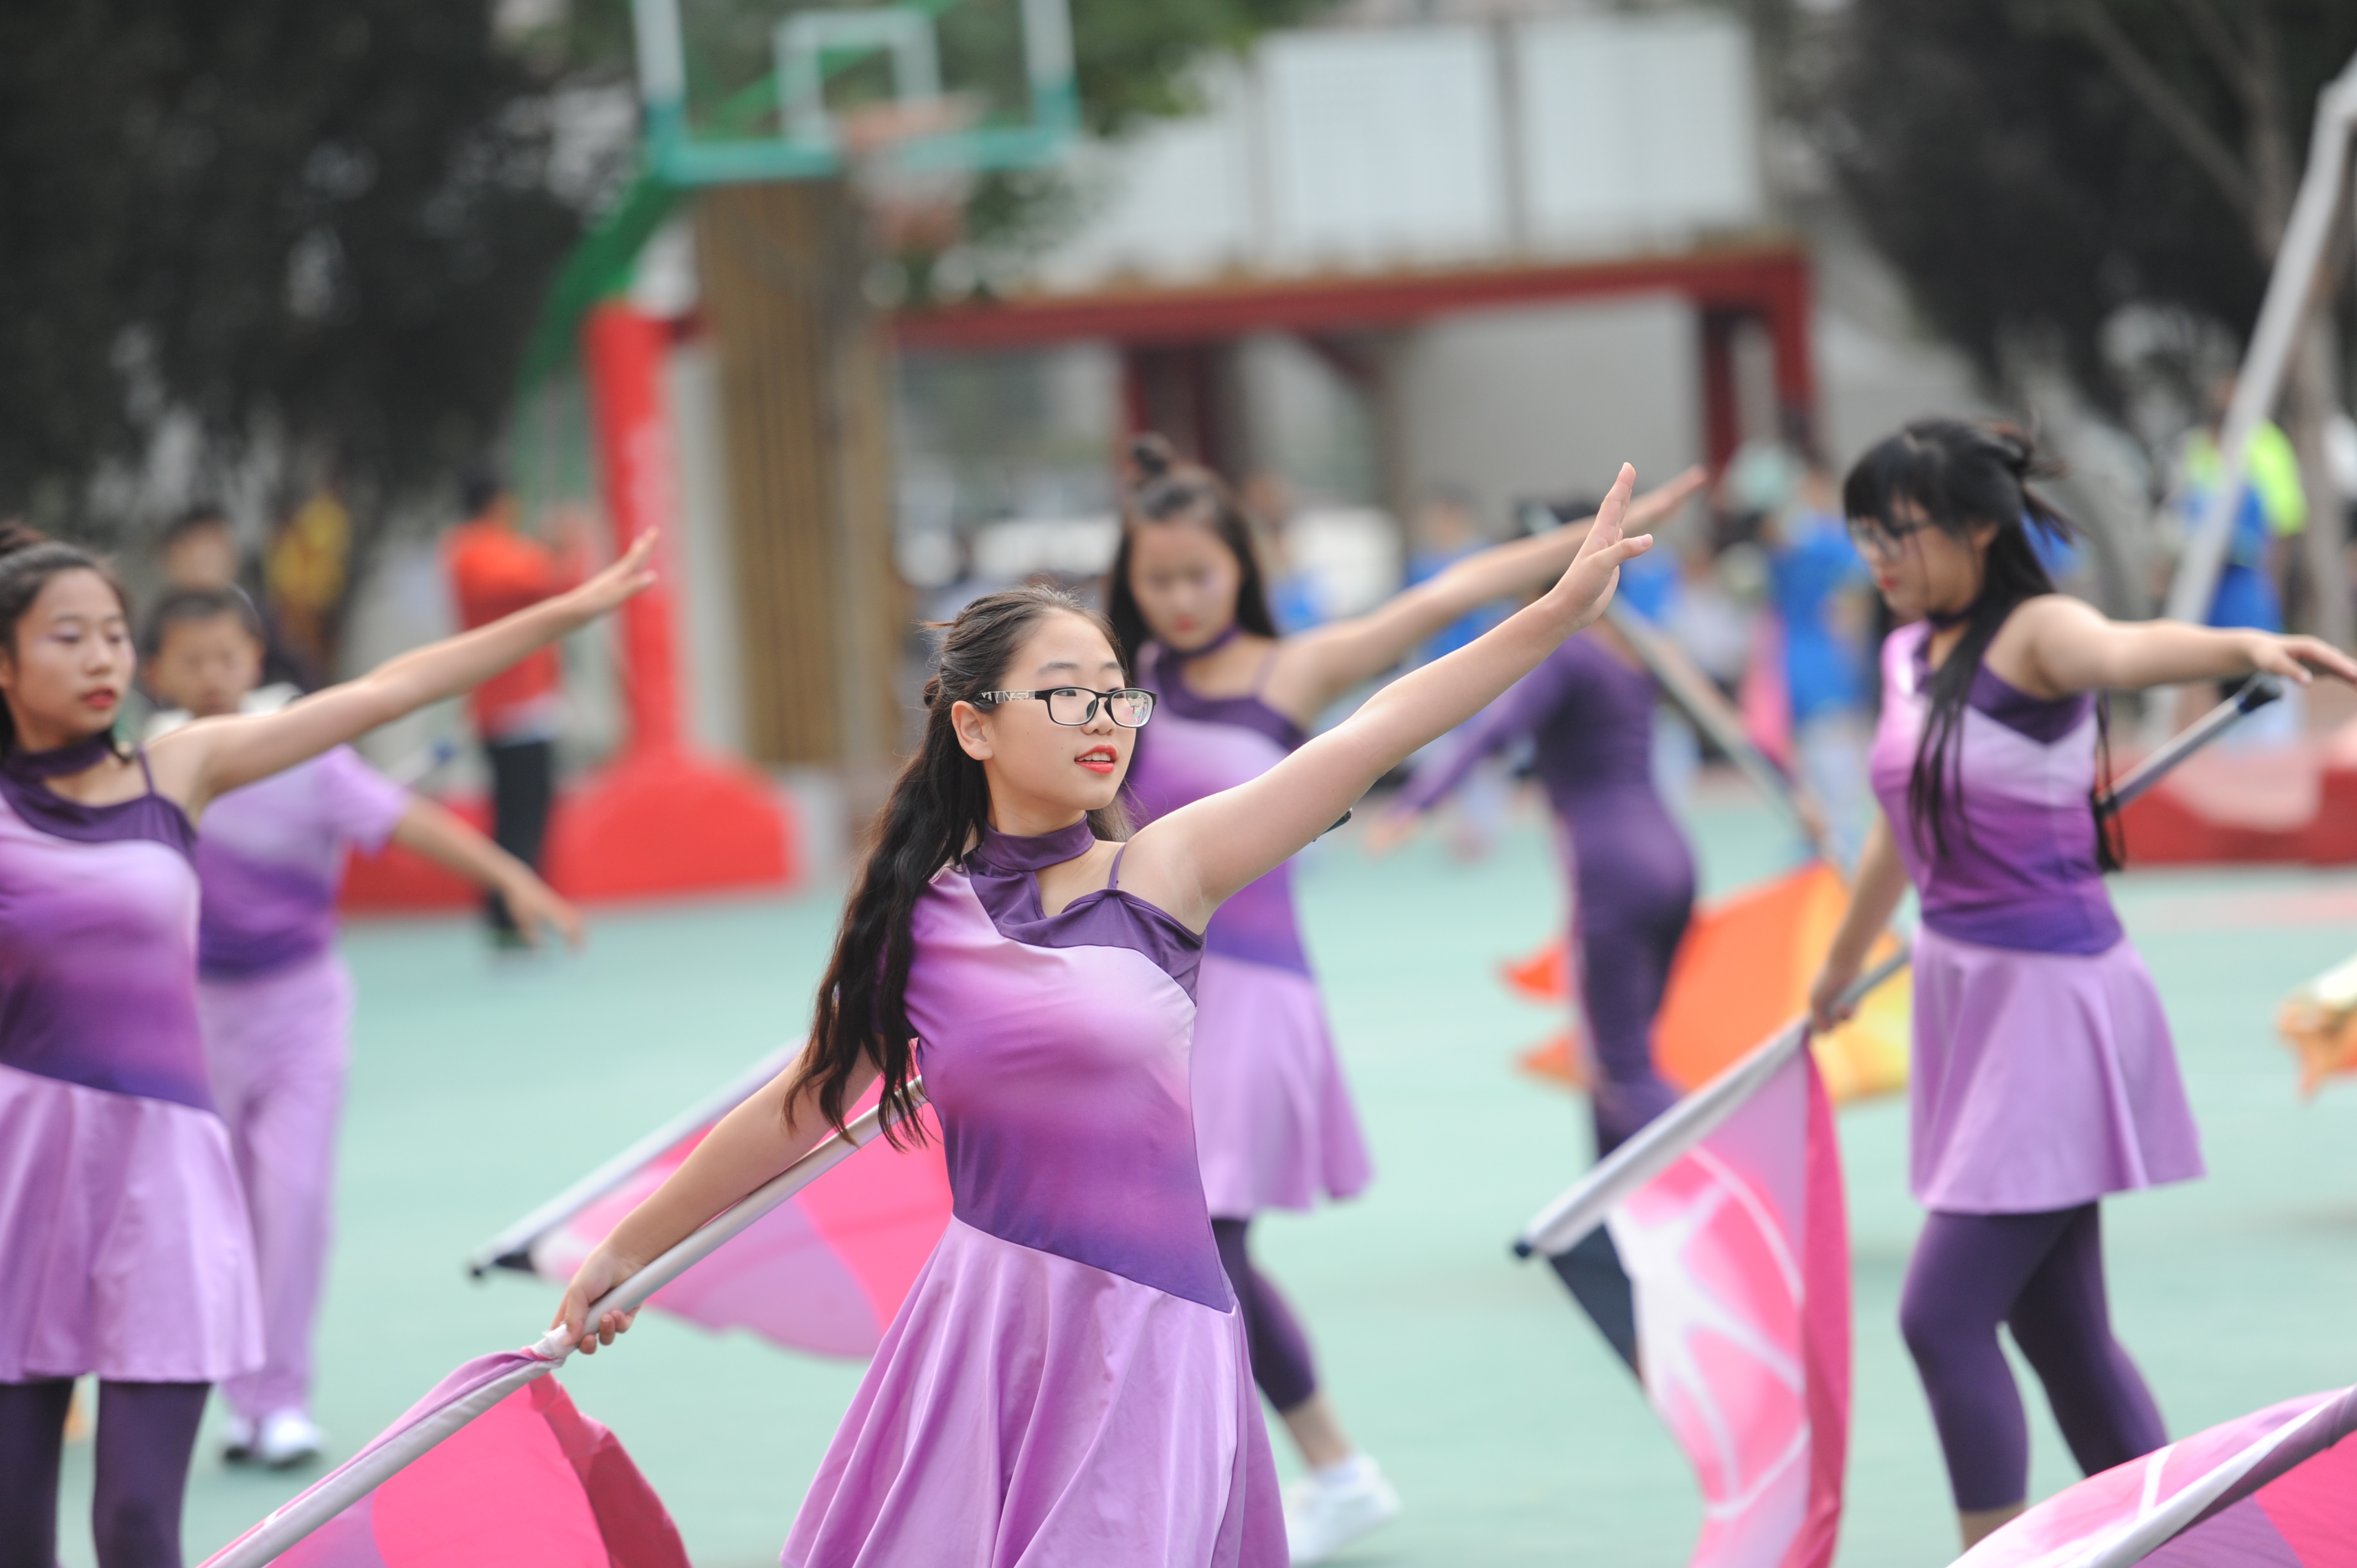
0, 520, 132, 760
789, 585, 1133, 1146
1841, 420, 2121, 869
1104, 434, 1280, 664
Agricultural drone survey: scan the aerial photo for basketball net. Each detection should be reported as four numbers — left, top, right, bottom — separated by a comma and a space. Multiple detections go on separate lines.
836, 98, 978, 257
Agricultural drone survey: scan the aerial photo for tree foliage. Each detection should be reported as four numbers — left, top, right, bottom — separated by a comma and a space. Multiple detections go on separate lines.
0, 0, 588, 530
1814, 0, 2357, 411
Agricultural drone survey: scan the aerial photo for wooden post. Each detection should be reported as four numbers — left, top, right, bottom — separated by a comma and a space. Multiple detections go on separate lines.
695, 181, 904, 768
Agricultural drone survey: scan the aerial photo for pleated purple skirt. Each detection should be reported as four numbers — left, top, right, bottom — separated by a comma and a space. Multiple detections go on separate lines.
1909, 926, 2205, 1214
784, 1218, 1285, 1567
1190, 954, 1371, 1220
0, 1061, 263, 1383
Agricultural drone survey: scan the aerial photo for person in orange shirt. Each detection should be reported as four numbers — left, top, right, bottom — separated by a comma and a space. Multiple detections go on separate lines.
443, 472, 578, 946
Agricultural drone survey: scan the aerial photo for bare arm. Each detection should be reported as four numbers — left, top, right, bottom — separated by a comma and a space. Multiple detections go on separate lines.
1120, 466, 1651, 928
553, 1051, 882, 1352
148, 534, 657, 816
2005, 594, 2357, 697
390, 797, 584, 949
1263, 468, 1705, 720
1807, 812, 1909, 1032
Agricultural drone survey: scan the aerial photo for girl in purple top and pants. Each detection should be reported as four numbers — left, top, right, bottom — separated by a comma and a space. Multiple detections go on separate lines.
1808, 421, 2357, 1552
553, 470, 1658, 1568
142, 587, 583, 1469
1107, 436, 1702, 1560
0, 522, 652, 1568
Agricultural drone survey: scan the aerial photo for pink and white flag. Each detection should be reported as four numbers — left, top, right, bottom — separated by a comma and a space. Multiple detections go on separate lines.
1958, 1384, 2357, 1568
1519, 1013, 1855, 1568
203, 1355, 686, 1568
472, 1052, 953, 1359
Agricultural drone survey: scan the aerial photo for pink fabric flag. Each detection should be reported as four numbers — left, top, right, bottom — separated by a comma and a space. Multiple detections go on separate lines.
1958, 1385, 2357, 1568
1519, 1015, 1856, 1568
203, 1355, 687, 1568
477, 1058, 954, 1359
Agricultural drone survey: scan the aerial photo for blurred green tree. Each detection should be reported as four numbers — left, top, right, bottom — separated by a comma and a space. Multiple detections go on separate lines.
0, 0, 591, 534
1809, 0, 2357, 637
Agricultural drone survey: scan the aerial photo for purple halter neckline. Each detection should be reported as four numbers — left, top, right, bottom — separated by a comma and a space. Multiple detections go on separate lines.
969, 818, 1098, 874
1166, 621, 1243, 661
2, 730, 121, 781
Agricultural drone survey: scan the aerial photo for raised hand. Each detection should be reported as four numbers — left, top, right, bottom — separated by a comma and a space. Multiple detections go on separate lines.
1537, 464, 1651, 632
2242, 631, 2357, 688
562, 531, 661, 624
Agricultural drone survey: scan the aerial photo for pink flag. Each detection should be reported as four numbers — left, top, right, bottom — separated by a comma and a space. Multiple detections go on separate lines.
1959, 1385, 2357, 1568
204, 1356, 686, 1568
475, 1057, 954, 1359
1520, 1024, 1852, 1568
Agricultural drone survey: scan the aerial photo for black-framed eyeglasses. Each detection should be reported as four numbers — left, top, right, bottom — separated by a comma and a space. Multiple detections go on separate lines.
1846, 514, 1932, 558
980, 687, 1156, 728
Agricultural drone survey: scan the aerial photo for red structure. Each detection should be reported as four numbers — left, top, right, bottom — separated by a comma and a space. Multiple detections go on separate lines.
896, 244, 1817, 472
346, 304, 797, 914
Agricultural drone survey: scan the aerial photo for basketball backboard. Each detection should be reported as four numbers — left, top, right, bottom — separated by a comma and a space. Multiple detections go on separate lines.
629, 0, 1078, 185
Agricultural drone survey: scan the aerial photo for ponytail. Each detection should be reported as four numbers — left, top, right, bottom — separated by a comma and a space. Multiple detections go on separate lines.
788, 585, 1131, 1146
0, 522, 132, 760
1842, 420, 2122, 870
1104, 434, 1279, 663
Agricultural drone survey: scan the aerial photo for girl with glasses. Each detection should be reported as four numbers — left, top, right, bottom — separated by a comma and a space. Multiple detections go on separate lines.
1105, 435, 1700, 1560
1808, 419, 2356, 1551
0, 521, 652, 1568
553, 468, 1656, 1568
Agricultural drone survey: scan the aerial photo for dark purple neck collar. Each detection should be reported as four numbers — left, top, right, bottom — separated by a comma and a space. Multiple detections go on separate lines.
1164, 622, 1242, 662
969, 818, 1097, 875
1926, 605, 1974, 631
2, 730, 121, 781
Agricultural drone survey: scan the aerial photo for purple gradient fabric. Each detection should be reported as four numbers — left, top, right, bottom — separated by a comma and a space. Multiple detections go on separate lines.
790, 826, 1285, 1564
195, 746, 408, 978
1125, 642, 1372, 1219
1870, 623, 2121, 955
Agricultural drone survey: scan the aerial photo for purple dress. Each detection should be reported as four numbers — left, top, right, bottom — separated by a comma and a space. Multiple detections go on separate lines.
1399, 632, 1696, 1153
781, 821, 1285, 1567
0, 748, 263, 1384
1871, 622, 2204, 1214
1123, 642, 1371, 1220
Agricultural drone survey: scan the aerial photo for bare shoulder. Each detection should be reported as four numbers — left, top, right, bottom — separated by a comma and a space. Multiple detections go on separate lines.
140, 717, 225, 804
1988, 595, 2100, 697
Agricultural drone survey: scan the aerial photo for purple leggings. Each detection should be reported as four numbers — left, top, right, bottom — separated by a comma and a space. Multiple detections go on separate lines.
1211, 1219, 1319, 1412
1900, 1205, 2166, 1511
0, 1379, 209, 1568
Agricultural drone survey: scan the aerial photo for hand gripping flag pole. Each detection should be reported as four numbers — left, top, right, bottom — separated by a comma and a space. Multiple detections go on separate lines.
207, 1091, 922, 1568
1512, 948, 1907, 1263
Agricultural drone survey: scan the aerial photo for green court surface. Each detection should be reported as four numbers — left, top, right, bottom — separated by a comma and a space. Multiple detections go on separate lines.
64, 788, 2357, 1567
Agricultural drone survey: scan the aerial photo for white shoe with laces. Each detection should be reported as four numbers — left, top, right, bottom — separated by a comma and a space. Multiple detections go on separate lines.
256, 1409, 326, 1469
1283, 1454, 1400, 1564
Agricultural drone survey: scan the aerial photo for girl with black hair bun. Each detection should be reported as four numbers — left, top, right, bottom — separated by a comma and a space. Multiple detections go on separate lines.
1107, 436, 1702, 1560
555, 471, 1657, 1568
0, 520, 653, 1567
1807, 419, 2357, 1551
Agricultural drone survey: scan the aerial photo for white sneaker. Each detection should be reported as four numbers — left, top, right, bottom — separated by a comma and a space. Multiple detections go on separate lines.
220, 1412, 259, 1464
1283, 1456, 1401, 1564
256, 1409, 326, 1469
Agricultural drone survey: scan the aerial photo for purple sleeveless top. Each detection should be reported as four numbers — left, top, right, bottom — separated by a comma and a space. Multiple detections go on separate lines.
1870, 622, 2122, 956
904, 819, 1231, 1311
1123, 642, 1311, 976
0, 745, 214, 1110
196, 746, 409, 978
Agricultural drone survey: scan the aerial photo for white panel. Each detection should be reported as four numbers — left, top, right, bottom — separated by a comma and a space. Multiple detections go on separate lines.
1263, 28, 1505, 269
1033, 66, 1255, 290
1519, 12, 1760, 252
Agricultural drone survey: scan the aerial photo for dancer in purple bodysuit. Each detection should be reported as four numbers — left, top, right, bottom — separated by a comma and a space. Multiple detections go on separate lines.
0, 521, 652, 1568
1383, 627, 1695, 1159
1808, 421, 2357, 1551
554, 467, 1659, 1568
143, 586, 584, 1469
1110, 436, 1702, 1560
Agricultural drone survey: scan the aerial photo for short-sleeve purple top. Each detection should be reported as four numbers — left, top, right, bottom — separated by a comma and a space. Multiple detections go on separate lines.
194, 746, 409, 979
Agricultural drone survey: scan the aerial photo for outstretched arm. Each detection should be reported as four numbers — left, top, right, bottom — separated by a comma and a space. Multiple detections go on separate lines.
390, 797, 585, 949
1264, 468, 1704, 720
1121, 466, 1651, 928
2011, 594, 2357, 697
149, 534, 657, 815
554, 1050, 882, 1352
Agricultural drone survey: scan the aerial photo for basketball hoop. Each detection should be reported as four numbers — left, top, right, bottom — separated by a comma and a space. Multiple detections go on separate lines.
837, 97, 980, 258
